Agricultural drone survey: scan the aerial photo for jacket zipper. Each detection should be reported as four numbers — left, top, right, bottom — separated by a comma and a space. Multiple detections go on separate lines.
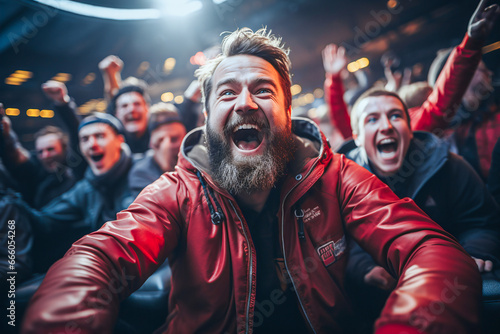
229, 200, 253, 334
281, 168, 323, 333
280, 154, 323, 334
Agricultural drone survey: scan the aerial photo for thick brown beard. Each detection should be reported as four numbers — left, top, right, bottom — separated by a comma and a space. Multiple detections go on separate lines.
206, 116, 296, 194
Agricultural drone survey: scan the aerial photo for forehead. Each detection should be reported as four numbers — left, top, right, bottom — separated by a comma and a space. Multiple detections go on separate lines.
151, 123, 186, 138
36, 133, 61, 147
211, 55, 281, 89
79, 123, 115, 137
357, 95, 405, 115
116, 91, 145, 105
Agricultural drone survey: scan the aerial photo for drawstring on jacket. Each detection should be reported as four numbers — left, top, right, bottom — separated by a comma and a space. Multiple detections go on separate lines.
196, 170, 225, 225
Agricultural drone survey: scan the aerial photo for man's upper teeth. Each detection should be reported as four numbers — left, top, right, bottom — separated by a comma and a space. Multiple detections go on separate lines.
380, 138, 395, 145
234, 124, 258, 132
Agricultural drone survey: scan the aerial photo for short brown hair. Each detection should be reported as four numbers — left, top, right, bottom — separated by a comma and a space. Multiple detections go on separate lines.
398, 82, 432, 109
34, 126, 69, 153
195, 27, 292, 113
148, 102, 184, 133
351, 88, 411, 135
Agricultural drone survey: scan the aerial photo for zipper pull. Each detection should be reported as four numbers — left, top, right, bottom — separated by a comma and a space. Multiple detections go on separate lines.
294, 206, 305, 240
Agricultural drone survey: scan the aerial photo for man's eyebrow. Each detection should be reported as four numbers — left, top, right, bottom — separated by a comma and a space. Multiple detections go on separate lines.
215, 78, 240, 91
252, 78, 278, 90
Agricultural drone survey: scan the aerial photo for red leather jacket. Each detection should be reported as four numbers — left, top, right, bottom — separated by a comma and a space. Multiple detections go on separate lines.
22, 119, 481, 334
325, 34, 483, 139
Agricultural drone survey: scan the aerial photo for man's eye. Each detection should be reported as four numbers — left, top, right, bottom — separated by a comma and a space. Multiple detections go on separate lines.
96, 134, 105, 139
390, 113, 403, 120
256, 88, 271, 94
221, 90, 234, 96
366, 116, 377, 123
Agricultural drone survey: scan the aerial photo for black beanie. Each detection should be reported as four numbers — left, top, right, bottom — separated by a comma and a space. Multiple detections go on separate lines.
79, 112, 124, 135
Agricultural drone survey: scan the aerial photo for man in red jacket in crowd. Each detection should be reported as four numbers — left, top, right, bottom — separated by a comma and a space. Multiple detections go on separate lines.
23, 28, 481, 334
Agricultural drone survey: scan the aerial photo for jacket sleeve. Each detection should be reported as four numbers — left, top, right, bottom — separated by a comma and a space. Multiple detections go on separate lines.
324, 73, 353, 140
409, 34, 483, 133
22, 174, 185, 334
28, 181, 87, 236
338, 155, 481, 334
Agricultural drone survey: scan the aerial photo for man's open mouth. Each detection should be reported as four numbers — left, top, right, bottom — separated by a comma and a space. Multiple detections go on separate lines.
90, 153, 104, 162
125, 115, 141, 122
232, 124, 264, 151
377, 138, 398, 156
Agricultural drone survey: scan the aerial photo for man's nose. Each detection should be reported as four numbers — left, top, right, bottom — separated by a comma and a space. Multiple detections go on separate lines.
380, 115, 394, 131
235, 88, 258, 113
88, 136, 98, 147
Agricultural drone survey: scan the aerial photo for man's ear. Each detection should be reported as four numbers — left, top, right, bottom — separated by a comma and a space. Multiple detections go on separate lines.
118, 134, 125, 144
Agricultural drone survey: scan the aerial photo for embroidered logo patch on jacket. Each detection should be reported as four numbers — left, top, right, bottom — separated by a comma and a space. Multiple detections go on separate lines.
316, 236, 346, 267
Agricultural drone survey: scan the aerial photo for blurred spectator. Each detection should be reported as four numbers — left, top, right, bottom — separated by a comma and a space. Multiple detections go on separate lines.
0, 103, 33, 299
128, 102, 187, 198
1, 86, 81, 209
26, 113, 135, 272
41, 80, 86, 178
108, 81, 152, 153
102, 56, 203, 155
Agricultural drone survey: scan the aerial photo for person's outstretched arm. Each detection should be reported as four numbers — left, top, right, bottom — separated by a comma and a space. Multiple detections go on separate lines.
410, 0, 500, 133
22, 174, 184, 333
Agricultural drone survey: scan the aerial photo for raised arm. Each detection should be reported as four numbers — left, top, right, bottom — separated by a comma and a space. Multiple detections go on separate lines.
99, 55, 123, 101
411, 0, 500, 132
322, 43, 353, 140
41, 80, 86, 178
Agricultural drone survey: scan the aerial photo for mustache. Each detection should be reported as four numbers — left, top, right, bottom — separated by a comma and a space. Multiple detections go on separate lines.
222, 115, 270, 138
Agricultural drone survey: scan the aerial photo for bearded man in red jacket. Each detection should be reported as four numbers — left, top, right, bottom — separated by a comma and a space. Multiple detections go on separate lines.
23, 27, 481, 334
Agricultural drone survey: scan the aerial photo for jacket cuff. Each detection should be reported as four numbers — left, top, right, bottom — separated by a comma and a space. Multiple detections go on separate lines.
376, 324, 423, 334
462, 33, 484, 51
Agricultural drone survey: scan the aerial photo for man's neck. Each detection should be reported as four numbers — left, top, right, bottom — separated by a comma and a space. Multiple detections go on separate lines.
235, 188, 272, 214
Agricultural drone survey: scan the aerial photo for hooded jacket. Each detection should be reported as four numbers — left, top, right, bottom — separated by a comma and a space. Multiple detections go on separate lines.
22, 119, 481, 334
338, 132, 500, 282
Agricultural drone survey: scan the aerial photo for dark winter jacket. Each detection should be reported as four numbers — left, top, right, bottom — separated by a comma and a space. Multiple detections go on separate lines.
128, 150, 163, 198
339, 131, 500, 282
